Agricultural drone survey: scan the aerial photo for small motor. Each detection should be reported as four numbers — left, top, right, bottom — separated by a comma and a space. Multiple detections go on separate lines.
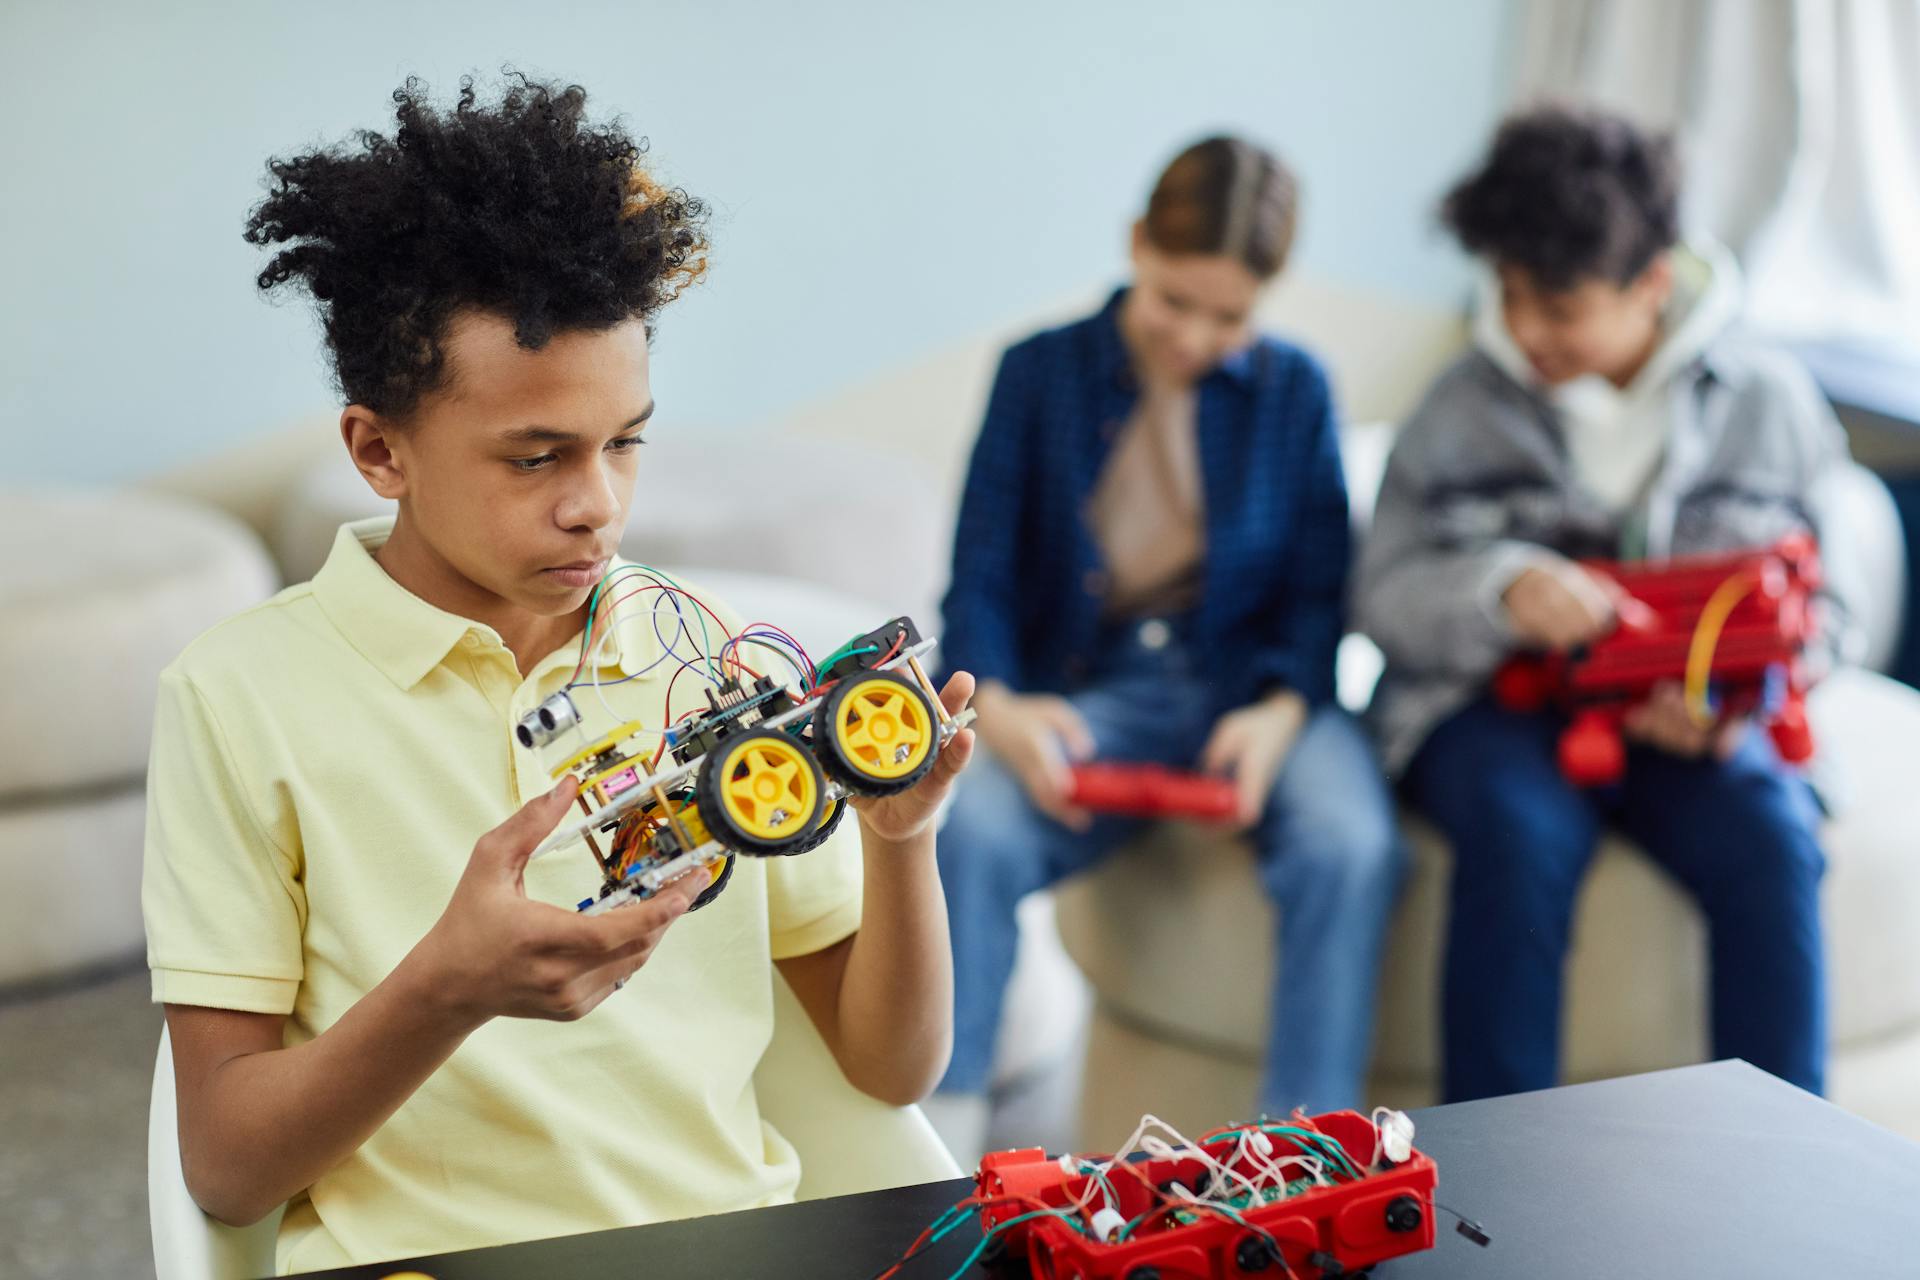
515, 691, 582, 749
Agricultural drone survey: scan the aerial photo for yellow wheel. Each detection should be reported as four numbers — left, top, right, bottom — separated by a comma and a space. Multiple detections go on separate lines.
695, 729, 827, 855
814, 671, 938, 796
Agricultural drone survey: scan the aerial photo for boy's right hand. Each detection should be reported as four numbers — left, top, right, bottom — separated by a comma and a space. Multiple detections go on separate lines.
409, 777, 704, 1027
1503, 559, 1619, 652
972, 682, 1096, 831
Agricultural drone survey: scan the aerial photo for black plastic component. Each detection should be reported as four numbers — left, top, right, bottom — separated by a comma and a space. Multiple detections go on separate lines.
1454, 1217, 1492, 1247
1124, 1268, 1161, 1280
812, 670, 940, 798
1383, 1194, 1424, 1234
694, 729, 828, 855
821, 616, 923, 681
1234, 1233, 1277, 1271
978, 1233, 1032, 1278
1307, 1251, 1346, 1276
670, 676, 794, 766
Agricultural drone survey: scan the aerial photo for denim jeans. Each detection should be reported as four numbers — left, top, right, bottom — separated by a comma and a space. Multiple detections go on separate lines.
936, 617, 1406, 1115
1404, 695, 1827, 1103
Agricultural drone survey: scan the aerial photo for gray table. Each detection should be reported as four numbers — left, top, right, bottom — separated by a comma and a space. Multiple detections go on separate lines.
289, 1061, 1920, 1278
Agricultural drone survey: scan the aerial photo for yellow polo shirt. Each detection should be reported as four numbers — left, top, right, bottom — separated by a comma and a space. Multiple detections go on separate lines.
141, 517, 863, 1275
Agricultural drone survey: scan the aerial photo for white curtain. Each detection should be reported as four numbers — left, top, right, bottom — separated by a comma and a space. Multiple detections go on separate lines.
1513, 0, 1920, 355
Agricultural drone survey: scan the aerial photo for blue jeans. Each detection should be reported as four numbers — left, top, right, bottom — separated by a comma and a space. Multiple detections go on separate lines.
1404, 696, 1827, 1103
936, 619, 1405, 1115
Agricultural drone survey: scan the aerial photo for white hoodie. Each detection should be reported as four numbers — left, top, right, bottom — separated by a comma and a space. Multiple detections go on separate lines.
1473, 239, 1746, 512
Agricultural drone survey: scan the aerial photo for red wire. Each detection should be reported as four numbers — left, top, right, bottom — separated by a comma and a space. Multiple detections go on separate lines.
568, 567, 681, 684
869, 1191, 1060, 1280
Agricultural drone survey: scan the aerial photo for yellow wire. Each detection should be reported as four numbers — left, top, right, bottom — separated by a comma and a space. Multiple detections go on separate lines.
1683, 571, 1759, 727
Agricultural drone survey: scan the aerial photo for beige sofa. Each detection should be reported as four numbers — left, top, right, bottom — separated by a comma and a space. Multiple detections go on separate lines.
122, 273, 1920, 1152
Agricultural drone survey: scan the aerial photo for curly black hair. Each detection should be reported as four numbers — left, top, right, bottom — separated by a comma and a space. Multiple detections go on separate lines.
244, 72, 709, 417
1441, 104, 1679, 291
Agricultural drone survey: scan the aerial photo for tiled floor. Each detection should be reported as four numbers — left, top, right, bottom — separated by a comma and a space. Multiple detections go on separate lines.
0, 964, 1079, 1280
1, 963, 161, 1280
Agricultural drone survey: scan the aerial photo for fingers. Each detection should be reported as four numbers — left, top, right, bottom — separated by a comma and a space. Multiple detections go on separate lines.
569, 869, 704, 957
1020, 744, 1089, 830
1510, 564, 1617, 651
929, 725, 975, 782
938, 670, 977, 717
475, 776, 581, 879
1199, 717, 1244, 778
1232, 752, 1270, 829
1623, 685, 1713, 757
1042, 699, 1097, 763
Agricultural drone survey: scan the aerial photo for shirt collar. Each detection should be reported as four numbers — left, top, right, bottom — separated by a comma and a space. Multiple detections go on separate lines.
311, 517, 664, 692
1094, 285, 1260, 392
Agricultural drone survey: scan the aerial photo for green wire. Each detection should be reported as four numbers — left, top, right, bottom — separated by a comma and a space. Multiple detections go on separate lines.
1210, 1124, 1362, 1180
943, 1209, 1087, 1280
814, 640, 880, 678
585, 562, 723, 681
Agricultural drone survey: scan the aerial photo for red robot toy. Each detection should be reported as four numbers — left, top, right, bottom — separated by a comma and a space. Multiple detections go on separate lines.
1492, 536, 1821, 786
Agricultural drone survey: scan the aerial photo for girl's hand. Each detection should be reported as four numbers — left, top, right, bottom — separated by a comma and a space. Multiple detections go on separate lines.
969, 680, 1096, 830
852, 672, 978, 843
1199, 689, 1309, 829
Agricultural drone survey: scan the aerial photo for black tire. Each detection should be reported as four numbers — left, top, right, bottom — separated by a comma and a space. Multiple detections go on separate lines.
784, 793, 848, 856
978, 1233, 1032, 1278
687, 853, 734, 911
812, 670, 940, 797
695, 729, 829, 856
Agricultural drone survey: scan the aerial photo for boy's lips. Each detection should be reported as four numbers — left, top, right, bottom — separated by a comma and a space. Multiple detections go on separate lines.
542, 559, 609, 588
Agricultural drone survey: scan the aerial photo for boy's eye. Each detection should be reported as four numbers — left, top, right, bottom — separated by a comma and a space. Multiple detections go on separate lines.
510, 454, 555, 472
608, 434, 647, 453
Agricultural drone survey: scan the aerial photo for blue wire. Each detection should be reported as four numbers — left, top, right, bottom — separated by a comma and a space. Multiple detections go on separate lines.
722, 629, 815, 688
567, 584, 721, 694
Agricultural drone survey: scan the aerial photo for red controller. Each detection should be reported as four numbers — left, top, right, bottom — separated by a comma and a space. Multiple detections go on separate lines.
1493, 536, 1820, 786
1067, 763, 1241, 823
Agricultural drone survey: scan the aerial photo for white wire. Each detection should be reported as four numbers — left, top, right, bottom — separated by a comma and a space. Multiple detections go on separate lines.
587, 590, 719, 726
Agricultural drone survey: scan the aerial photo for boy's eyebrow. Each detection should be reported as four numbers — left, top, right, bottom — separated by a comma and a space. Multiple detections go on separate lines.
496, 402, 656, 446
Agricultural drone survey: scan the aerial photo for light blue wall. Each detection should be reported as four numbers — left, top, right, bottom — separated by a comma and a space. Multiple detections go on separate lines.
0, 0, 1514, 485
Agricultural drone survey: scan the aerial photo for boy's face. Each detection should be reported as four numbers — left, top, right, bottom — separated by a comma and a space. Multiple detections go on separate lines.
1497, 255, 1672, 388
350, 310, 654, 617
1125, 224, 1264, 384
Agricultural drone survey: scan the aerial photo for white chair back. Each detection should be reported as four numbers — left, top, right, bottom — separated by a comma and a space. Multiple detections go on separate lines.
149, 975, 959, 1279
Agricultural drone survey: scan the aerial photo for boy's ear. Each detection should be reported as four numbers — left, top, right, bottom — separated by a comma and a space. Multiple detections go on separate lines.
1128, 218, 1149, 265
1633, 251, 1676, 307
340, 405, 409, 501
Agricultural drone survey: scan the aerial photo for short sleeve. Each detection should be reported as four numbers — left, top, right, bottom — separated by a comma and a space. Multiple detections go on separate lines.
141, 669, 307, 1013
764, 815, 863, 960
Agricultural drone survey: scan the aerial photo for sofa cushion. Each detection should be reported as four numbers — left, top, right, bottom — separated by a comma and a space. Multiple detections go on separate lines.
0, 491, 276, 799
1054, 668, 1920, 1082
0, 786, 148, 986
270, 436, 950, 630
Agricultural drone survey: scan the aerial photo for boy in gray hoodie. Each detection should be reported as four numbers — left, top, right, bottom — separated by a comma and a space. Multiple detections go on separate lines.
1357, 106, 1858, 1103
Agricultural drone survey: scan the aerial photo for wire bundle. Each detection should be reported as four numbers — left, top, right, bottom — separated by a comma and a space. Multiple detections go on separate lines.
871, 1111, 1395, 1280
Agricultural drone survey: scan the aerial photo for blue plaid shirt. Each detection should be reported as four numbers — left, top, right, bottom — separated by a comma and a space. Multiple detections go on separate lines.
940, 288, 1351, 715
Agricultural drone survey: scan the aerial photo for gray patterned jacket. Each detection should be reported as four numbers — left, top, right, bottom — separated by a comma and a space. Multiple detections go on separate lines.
1355, 338, 1865, 775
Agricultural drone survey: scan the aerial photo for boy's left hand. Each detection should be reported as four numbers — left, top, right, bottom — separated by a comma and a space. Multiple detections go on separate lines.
851, 671, 977, 843
1623, 681, 1745, 759
1201, 689, 1308, 830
